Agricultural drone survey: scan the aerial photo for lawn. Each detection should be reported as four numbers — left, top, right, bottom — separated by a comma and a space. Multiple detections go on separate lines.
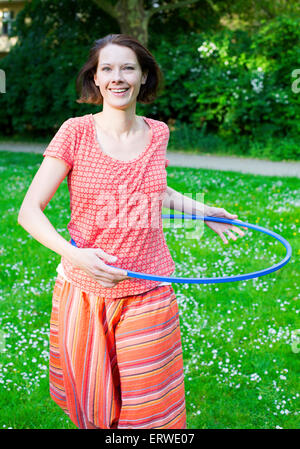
0, 151, 299, 429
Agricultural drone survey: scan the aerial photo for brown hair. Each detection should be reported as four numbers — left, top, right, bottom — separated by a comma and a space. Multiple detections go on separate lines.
76, 34, 164, 105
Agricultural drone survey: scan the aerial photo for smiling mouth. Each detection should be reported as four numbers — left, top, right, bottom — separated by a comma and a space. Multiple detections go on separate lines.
109, 88, 129, 93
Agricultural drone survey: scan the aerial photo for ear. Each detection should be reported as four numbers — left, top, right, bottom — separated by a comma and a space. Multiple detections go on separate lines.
141, 70, 148, 85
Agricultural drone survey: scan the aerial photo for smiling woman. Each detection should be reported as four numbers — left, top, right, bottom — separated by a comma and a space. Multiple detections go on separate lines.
93, 44, 148, 111
76, 34, 163, 106
17, 33, 246, 431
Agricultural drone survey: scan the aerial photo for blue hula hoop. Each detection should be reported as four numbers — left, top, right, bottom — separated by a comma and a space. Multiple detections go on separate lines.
70, 214, 292, 284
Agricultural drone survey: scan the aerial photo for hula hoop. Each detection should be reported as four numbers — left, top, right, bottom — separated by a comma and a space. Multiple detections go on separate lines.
70, 215, 292, 284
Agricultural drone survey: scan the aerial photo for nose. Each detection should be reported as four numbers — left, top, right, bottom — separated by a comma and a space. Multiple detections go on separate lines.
111, 68, 125, 83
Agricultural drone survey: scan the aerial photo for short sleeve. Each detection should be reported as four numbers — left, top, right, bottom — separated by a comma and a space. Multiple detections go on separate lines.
43, 118, 76, 169
162, 122, 170, 168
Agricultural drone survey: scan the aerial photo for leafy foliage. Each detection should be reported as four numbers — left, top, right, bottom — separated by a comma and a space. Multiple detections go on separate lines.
0, 0, 119, 136
0, 1, 299, 159
150, 16, 300, 143
141, 15, 300, 159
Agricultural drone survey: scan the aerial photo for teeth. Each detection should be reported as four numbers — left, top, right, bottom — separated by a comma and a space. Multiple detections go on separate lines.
111, 89, 128, 92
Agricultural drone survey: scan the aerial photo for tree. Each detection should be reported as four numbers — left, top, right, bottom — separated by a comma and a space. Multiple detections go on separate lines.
1, 0, 298, 136
91, 0, 204, 46
91, 0, 300, 46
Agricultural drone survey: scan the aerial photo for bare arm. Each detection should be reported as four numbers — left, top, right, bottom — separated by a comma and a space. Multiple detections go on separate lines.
18, 156, 127, 287
17, 156, 78, 261
162, 185, 209, 216
163, 185, 246, 244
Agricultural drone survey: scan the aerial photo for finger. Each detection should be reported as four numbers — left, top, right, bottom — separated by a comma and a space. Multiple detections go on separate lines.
230, 225, 246, 236
96, 259, 127, 277
96, 248, 118, 264
104, 264, 128, 277
97, 273, 128, 285
231, 218, 248, 230
96, 276, 126, 285
223, 212, 245, 225
219, 232, 229, 244
93, 268, 127, 284
224, 229, 237, 241
97, 277, 127, 287
95, 271, 117, 282
219, 212, 248, 231
98, 280, 116, 288
223, 210, 238, 219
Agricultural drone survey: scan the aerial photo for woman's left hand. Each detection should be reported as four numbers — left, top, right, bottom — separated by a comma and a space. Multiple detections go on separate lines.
204, 206, 247, 244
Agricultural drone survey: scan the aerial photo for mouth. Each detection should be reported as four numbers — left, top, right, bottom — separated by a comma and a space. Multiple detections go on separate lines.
109, 88, 129, 96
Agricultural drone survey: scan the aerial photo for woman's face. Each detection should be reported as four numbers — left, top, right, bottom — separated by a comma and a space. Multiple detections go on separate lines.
94, 43, 147, 110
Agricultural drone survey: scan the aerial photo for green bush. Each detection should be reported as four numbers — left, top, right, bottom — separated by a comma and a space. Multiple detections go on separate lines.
151, 16, 300, 143
143, 16, 300, 160
0, 0, 118, 136
0, 3, 299, 160
167, 121, 300, 161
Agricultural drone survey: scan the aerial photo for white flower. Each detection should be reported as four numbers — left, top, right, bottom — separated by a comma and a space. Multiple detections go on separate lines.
251, 78, 264, 93
198, 41, 218, 58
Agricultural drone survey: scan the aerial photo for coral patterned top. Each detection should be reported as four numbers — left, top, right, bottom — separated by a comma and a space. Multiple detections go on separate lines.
43, 114, 175, 299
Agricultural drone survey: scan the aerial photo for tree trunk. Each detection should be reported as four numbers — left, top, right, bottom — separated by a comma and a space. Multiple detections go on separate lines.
115, 0, 150, 46
91, 0, 201, 47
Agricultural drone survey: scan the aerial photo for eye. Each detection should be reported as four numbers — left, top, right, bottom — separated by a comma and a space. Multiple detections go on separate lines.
102, 67, 111, 71
124, 66, 134, 70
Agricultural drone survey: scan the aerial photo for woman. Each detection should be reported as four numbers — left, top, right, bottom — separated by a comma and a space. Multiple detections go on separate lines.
18, 34, 245, 429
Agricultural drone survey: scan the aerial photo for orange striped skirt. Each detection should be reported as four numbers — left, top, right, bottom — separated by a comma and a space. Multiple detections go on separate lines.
49, 274, 186, 429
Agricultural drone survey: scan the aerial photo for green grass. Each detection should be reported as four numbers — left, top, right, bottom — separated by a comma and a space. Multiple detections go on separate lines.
0, 151, 299, 429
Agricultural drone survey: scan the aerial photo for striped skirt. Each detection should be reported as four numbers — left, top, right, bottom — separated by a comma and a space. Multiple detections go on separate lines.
49, 274, 186, 429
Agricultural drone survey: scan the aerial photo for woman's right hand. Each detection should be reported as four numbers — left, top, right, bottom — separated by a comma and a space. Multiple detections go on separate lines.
69, 247, 129, 288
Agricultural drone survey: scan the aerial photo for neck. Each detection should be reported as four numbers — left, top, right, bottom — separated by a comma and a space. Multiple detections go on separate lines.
96, 104, 141, 138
